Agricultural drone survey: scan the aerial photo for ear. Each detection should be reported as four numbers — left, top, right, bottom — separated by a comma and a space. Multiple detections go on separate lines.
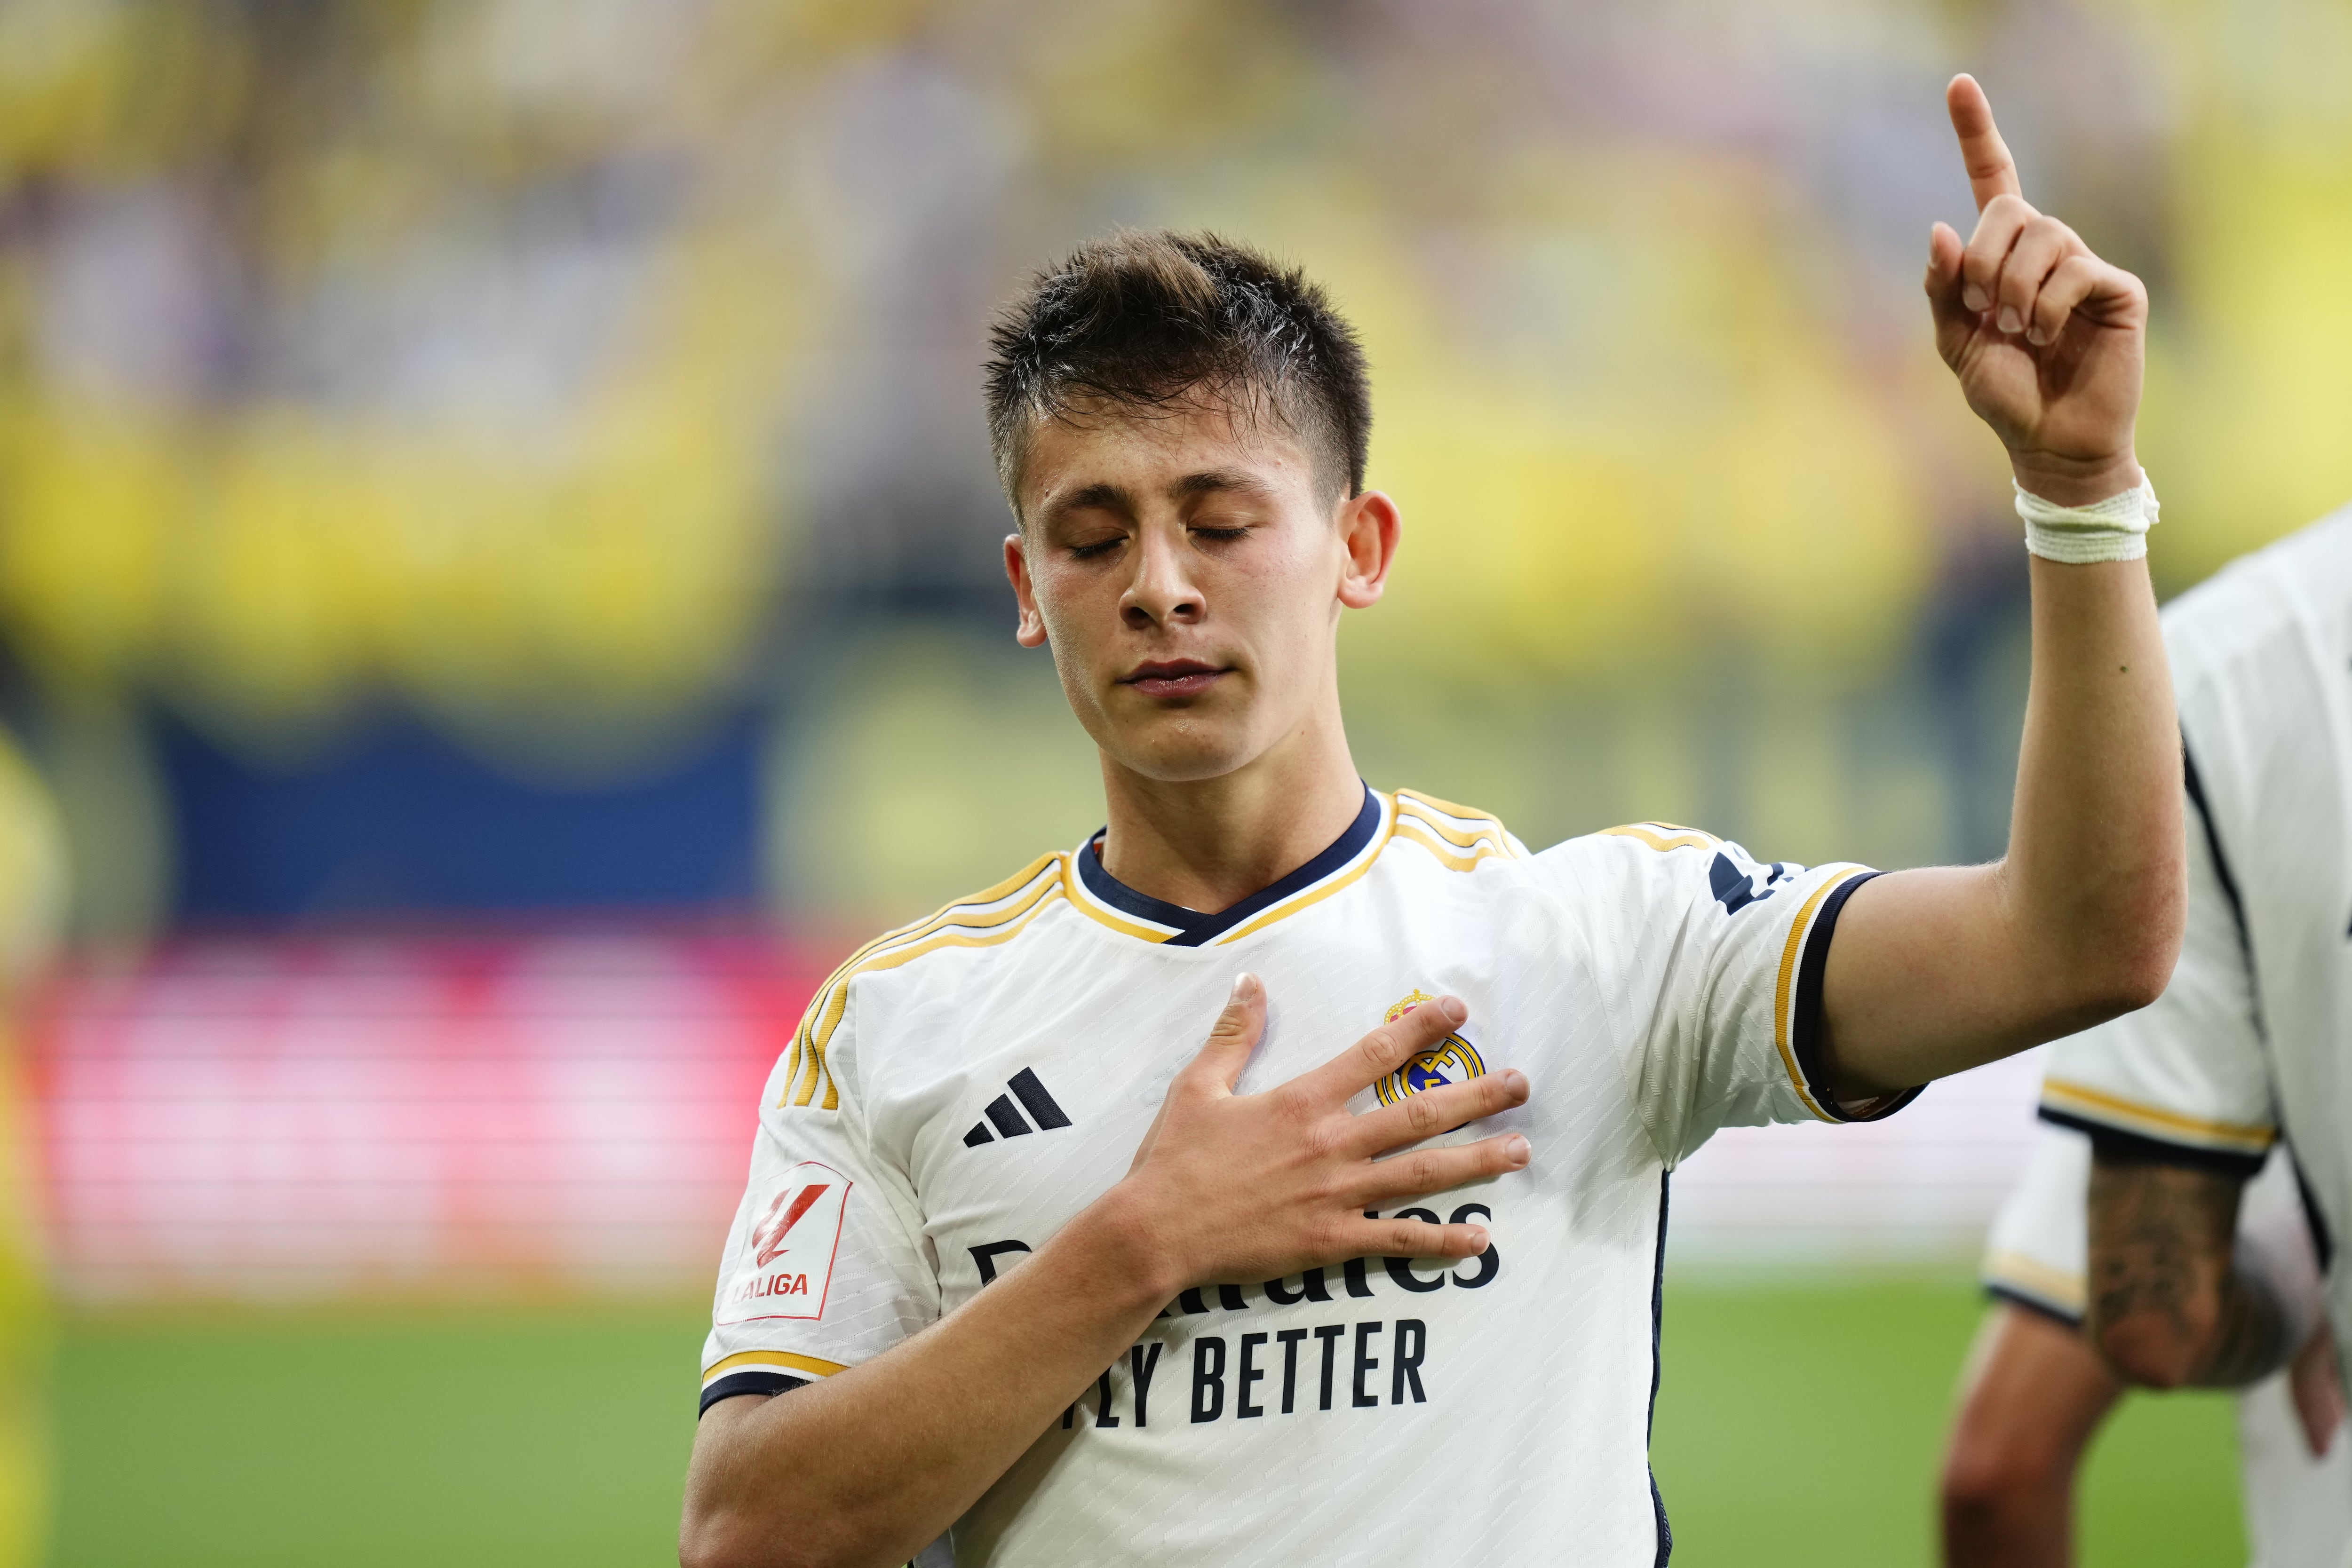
1004, 532, 1050, 647
1335, 490, 1402, 610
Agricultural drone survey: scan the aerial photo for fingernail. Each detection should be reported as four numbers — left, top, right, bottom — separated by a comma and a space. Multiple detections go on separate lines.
1502, 1069, 1529, 1097
1463, 1226, 1489, 1251
1962, 284, 1987, 311
1438, 996, 1467, 1025
2026, 325, 2049, 346
1505, 1134, 1531, 1165
1229, 972, 1257, 1003
1997, 306, 2021, 334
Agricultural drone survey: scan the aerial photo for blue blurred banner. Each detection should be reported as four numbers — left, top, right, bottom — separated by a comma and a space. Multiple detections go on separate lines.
158, 708, 763, 919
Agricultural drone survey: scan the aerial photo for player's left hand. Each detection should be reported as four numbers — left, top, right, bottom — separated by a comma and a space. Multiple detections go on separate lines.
1926, 74, 2147, 505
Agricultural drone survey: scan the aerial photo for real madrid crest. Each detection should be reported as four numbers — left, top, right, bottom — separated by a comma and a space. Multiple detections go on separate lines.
1374, 989, 1486, 1108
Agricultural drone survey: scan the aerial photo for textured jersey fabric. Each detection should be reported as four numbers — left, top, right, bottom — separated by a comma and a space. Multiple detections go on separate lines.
701, 787, 1894, 1567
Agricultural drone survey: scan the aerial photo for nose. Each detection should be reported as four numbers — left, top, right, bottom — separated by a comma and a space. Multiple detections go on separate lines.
1120, 524, 1203, 630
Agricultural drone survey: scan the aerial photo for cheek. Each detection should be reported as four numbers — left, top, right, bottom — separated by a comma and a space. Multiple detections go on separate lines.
1235, 547, 1339, 647
1030, 569, 1112, 665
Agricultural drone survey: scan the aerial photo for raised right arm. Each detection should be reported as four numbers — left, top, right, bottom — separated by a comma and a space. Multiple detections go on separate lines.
678, 977, 1531, 1568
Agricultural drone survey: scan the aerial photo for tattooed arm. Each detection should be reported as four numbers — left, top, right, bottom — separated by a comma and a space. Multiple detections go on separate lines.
2084, 1152, 2299, 1388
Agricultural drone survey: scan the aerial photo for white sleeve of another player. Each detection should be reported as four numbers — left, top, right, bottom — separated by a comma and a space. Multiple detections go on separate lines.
2038, 792, 2276, 1173
699, 986, 941, 1408
1551, 825, 1904, 1167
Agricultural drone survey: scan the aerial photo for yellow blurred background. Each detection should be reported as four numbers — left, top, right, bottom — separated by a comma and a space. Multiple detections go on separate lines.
0, 0, 2342, 933
0, 2, 2348, 1564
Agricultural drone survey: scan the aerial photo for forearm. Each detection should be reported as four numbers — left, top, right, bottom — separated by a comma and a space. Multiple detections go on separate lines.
682, 1192, 1173, 1568
1820, 550, 2179, 1093
1999, 523, 2182, 1020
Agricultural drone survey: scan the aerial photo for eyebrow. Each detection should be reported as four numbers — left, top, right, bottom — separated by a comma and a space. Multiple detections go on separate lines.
1037, 468, 1279, 530
1171, 468, 1279, 503
1049, 481, 1135, 520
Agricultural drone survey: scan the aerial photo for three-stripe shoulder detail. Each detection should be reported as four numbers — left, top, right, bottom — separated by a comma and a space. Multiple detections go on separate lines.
1391, 791, 1523, 872
775, 855, 1066, 1110
1597, 822, 1720, 854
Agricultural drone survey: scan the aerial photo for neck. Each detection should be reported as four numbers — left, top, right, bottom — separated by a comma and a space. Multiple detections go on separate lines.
1096, 706, 1366, 914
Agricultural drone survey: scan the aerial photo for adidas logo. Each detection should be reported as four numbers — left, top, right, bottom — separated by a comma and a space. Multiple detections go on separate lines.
963, 1068, 1073, 1147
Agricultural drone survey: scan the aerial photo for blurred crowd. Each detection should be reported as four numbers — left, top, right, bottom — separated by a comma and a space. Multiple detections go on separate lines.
0, 0, 2339, 935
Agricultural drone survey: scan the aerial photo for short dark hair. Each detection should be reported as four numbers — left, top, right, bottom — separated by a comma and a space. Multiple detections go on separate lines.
983, 230, 1371, 512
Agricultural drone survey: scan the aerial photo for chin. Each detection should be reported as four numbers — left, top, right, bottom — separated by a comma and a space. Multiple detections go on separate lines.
1102, 716, 1262, 784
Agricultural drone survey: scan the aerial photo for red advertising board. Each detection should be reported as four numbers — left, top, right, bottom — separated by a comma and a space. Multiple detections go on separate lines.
25, 933, 829, 1301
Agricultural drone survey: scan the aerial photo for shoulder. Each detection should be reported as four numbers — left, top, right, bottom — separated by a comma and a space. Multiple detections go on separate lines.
1527, 820, 1726, 889
1385, 789, 1529, 871
774, 852, 1071, 1111
1525, 820, 1851, 931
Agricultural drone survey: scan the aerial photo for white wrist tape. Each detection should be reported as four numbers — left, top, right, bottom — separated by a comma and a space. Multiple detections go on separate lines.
2014, 477, 2159, 563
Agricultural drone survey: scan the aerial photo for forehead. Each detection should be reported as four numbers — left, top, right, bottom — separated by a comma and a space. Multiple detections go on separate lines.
1015, 398, 1317, 520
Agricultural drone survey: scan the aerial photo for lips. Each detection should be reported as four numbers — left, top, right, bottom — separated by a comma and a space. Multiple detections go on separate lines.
1121, 660, 1228, 700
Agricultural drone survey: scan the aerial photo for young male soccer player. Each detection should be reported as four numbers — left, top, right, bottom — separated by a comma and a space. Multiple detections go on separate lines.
681, 77, 2185, 1568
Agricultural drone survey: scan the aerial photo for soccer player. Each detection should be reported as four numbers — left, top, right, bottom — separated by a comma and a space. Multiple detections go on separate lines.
1945, 1126, 2346, 1568
1942, 495, 2352, 1568
681, 77, 2185, 1568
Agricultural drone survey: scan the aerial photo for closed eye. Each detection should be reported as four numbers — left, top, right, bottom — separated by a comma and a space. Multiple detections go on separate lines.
1067, 536, 1126, 560
1191, 525, 1250, 543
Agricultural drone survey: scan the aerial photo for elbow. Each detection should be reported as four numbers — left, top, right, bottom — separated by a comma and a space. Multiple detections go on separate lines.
680, 1506, 823, 1568
2058, 884, 2184, 1026
678, 1512, 758, 1568
2094, 939, 2176, 1018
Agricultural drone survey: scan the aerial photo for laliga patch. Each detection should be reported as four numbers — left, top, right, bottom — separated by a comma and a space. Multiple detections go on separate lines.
1374, 989, 1486, 1109
719, 1161, 850, 1325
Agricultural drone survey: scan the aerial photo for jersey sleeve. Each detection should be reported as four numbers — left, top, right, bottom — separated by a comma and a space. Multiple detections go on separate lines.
699, 984, 941, 1414
2036, 782, 2276, 1177
1549, 824, 1906, 1166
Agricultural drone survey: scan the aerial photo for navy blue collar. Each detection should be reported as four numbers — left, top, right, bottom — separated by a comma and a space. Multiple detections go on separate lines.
1076, 784, 1383, 947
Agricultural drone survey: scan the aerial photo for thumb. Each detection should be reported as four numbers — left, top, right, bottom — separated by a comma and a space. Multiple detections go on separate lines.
1923, 221, 1974, 361
1923, 221, 1968, 315
1191, 972, 1267, 1094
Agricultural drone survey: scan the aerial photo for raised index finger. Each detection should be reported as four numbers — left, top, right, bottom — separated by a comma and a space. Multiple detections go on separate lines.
1947, 73, 2022, 213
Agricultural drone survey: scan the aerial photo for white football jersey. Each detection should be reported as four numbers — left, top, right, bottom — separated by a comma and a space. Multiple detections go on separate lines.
700, 787, 1901, 1567
1981, 1122, 2351, 1568
2036, 504, 2352, 1393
